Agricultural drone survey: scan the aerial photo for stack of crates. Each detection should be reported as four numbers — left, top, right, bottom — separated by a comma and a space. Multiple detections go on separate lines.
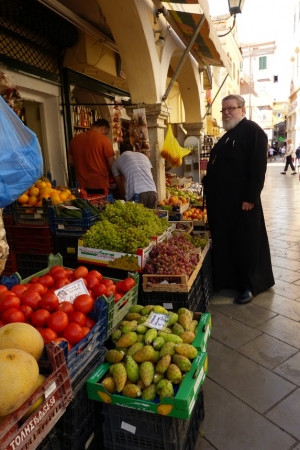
2, 207, 18, 276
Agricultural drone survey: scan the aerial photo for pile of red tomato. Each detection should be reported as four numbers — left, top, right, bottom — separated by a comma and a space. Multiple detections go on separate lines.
0, 265, 136, 349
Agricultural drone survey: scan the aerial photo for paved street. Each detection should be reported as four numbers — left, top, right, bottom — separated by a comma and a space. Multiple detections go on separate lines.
196, 162, 300, 450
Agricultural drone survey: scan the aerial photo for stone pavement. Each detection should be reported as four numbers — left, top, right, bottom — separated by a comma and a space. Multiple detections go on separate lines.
196, 162, 300, 450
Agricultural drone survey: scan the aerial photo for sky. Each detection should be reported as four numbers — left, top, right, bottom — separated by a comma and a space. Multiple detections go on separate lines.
208, 0, 293, 98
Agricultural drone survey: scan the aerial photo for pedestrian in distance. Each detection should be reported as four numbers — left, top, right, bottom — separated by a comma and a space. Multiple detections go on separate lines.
295, 143, 300, 171
112, 143, 157, 208
281, 138, 296, 175
68, 118, 115, 193
268, 145, 275, 162
281, 145, 286, 161
204, 94, 274, 305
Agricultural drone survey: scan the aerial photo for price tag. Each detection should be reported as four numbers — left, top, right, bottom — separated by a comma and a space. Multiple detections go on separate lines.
54, 278, 89, 303
144, 311, 169, 330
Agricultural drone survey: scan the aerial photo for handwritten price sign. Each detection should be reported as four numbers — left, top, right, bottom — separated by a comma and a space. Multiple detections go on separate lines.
144, 312, 169, 330
54, 278, 89, 303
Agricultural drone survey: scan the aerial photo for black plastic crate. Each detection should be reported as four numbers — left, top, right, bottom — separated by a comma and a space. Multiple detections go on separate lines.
16, 253, 49, 278
1, 251, 18, 277
49, 205, 99, 235
14, 224, 54, 254
102, 389, 205, 450
13, 199, 51, 224
36, 429, 61, 450
141, 269, 202, 312
3, 214, 15, 250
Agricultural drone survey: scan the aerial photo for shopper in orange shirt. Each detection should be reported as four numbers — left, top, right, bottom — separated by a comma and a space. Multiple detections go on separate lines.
68, 119, 115, 193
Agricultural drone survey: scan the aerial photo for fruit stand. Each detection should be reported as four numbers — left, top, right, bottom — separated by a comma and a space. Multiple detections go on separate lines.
0, 175, 213, 450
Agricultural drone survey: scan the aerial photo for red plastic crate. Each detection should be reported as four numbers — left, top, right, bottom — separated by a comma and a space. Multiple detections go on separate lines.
13, 225, 54, 254
1, 251, 18, 277
0, 342, 73, 450
3, 214, 15, 250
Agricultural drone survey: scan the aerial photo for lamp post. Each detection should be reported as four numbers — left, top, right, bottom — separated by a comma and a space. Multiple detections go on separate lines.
228, 0, 245, 15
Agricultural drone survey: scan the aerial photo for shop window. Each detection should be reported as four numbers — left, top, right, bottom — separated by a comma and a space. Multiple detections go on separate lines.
259, 56, 267, 70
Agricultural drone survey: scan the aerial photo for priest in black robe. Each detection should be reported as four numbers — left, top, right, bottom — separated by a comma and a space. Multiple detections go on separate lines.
204, 94, 274, 304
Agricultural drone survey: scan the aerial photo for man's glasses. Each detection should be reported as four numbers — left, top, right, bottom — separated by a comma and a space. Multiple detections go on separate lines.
220, 106, 242, 113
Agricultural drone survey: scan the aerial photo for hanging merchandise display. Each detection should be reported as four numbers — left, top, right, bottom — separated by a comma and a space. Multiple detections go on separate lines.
129, 108, 150, 151
161, 124, 191, 168
112, 104, 124, 143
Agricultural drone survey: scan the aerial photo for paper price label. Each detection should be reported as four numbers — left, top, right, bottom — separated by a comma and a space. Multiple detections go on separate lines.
144, 311, 169, 330
54, 278, 89, 303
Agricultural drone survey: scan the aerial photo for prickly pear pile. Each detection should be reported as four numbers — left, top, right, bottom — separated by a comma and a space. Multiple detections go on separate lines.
101, 304, 199, 402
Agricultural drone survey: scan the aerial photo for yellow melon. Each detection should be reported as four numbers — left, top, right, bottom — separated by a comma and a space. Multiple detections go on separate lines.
20, 374, 46, 422
0, 323, 44, 361
0, 348, 39, 416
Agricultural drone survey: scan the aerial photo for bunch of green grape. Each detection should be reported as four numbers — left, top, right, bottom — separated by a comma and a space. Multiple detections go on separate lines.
186, 234, 208, 249
82, 201, 170, 253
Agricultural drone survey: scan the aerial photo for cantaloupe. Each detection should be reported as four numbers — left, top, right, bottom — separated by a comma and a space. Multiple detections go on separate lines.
0, 348, 39, 416
0, 322, 44, 361
20, 374, 46, 423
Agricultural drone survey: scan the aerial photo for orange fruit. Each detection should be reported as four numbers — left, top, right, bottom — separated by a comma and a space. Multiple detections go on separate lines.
39, 187, 51, 196
39, 193, 51, 201
17, 194, 29, 204
29, 186, 39, 197
27, 196, 38, 206
59, 193, 68, 202
35, 200, 43, 207
35, 180, 46, 190
51, 195, 61, 205
45, 181, 52, 188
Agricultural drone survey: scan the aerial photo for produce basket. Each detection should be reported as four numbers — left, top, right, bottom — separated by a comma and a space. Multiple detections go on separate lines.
3, 214, 15, 250
101, 389, 204, 450
169, 221, 193, 234
14, 225, 55, 254
49, 205, 100, 236
12, 199, 51, 225
86, 352, 208, 420
0, 342, 72, 450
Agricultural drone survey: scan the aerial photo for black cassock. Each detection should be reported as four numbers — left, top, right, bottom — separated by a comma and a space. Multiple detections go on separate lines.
204, 117, 274, 295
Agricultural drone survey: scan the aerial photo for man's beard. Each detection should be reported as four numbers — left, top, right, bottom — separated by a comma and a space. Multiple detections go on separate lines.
223, 117, 242, 131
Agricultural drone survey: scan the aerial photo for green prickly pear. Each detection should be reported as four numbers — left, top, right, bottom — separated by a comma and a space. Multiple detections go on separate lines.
136, 324, 148, 334
105, 349, 124, 364
178, 314, 192, 331
122, 384, 141, 398
116, 331, 138, 348
153, 336, 165, 350
151, 350, 161, 364
158, 332, 183, 344
156, 378, 170, 395
153, 305, 168, 314
172, 323, 185, 336
153, 373, 164, 384
159, 341, 176, 358
121, 320, 138, 334
136, 334, 145, 343
141, 383, 157, 401
140, 305, 154, 316
111, 329, 122, 343
111, 363, 127, 392
127, 342, 144, 356
172, 354, 192, 372
177, 308, 193, 319
125, 312, 141, 321
125, 355, 140, 383
156, 354, 171, 374
166, 363, 182, 384
145, 328, 157, 345
189, 320, 198, 333
175, 343, 198, 359
167, 312, 178, 327
159, 380, 174, 401
140, 361, 155, 387
129, 304, 144, 314
133, 345, 155, 363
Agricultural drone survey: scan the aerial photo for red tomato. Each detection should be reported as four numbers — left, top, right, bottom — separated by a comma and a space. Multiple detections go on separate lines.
92, 284, 107, 298
114, 293, 123, 303
31, 309, 51, 327
47, 311, 69, 334
73, 294, 94, 314
52, 337, 71, 351
27, 282, 47, 296
106, 285, 116, 296
115, 281, 125, 292
73, 266, 89, 279
48, 265, 65, 276
121, 278, 135, 292
85, 275, 99, 290
0, 293, 20, 312
82, 327, 91, 338
30, 276, 40, 284
57, 301, 75, 316
39, 328, 58, 344
2, 308, 25, 323
101, 279, 114, 287
88, 270, 102, 281
51, 268, 67, 281
38, 275, 55, 288
64, 269, 74, 280
54, 278, 70, 289
0, 285, 8, 296
40, 292, 59, 312
11, 285, 27, 297
20, 290, 41, 311
85, 317, 96, 328
63, 323, 84, 345
19, 304, 33, 322
69, 311, 86, 327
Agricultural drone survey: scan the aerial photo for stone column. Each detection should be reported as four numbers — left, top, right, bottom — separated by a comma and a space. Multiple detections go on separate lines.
183, 122, 204, 139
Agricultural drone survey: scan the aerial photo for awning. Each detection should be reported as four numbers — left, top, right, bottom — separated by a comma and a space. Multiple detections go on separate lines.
161, 0, 231, 73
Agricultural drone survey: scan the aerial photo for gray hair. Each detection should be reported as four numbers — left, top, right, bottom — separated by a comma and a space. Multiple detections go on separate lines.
222, 95, 245, 108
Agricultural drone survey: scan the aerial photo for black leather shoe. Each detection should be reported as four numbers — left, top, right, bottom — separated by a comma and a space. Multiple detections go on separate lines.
234, 290, 254, 305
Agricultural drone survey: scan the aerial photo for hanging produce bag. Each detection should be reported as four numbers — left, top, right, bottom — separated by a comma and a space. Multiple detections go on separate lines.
161, 124, 190, 167
0, 95, 43, 207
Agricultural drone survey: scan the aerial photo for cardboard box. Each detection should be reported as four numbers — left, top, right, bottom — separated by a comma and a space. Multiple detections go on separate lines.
78, 240, 155, 272
86, 351, 208, 419
193, 312, 212, 352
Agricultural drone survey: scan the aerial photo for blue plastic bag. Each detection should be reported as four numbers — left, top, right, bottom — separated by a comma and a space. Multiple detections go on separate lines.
0, 95, 43, 207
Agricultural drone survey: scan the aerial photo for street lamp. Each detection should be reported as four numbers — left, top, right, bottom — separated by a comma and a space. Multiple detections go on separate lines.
228, 0, 245, 15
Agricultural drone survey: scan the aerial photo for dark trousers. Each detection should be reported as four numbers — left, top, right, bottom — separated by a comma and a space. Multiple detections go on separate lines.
284, 155, 296, 172
133, 191, 157, 208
